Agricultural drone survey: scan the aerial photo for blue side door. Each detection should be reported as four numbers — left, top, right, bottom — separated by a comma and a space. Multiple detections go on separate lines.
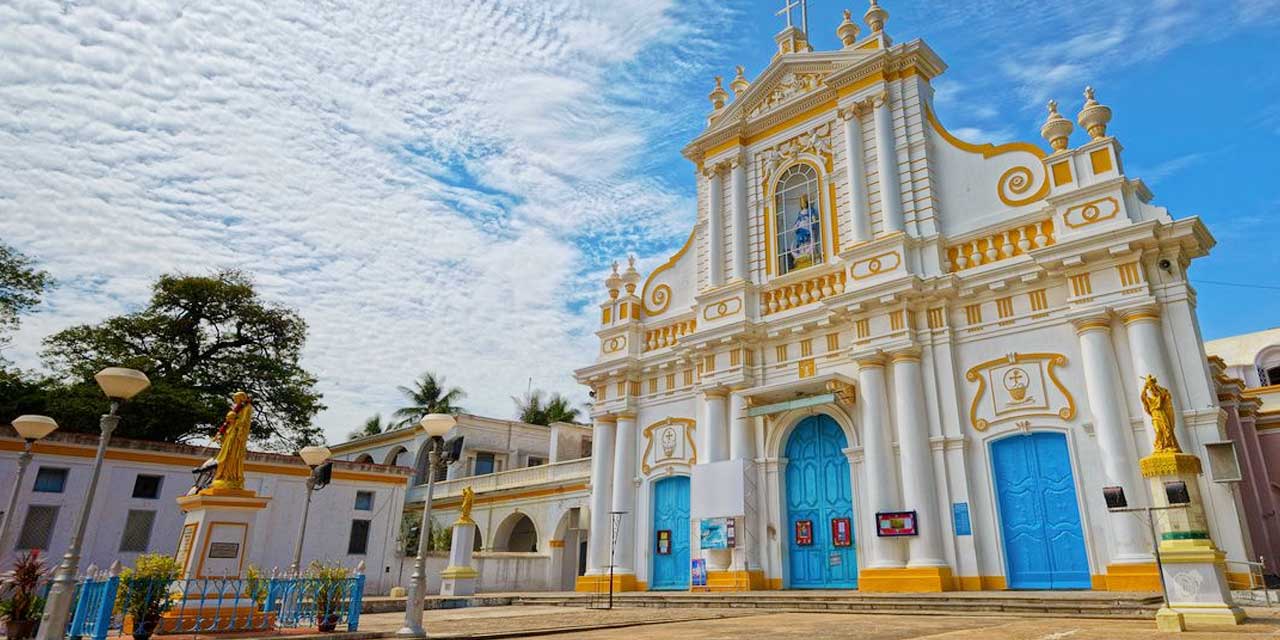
650, 475, 690, 590
991, 432, 1090, 589
785, 415, 857, 589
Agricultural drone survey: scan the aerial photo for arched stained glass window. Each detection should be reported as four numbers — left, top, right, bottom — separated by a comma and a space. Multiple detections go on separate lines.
773, 164, 822, 275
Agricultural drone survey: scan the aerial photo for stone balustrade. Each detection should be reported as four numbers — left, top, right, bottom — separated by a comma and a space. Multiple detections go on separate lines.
407, 457, 592, 503
762, 270, 847, 315
644, 317, 697, 352
947, 219, 1056, 272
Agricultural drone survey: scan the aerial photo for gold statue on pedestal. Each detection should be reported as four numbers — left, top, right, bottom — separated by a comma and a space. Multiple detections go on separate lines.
1141, 375, 1180, 453
209, 391, 252, 492
455, 486, 475, 525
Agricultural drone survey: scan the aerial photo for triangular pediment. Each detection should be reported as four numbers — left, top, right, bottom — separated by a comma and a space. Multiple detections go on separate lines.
709, 50, 873, 131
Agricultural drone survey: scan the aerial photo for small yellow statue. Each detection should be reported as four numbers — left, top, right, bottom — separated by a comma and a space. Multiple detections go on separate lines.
456, 486, 475, 525
1141, 375, 1180, 453
210, 391, 253, 492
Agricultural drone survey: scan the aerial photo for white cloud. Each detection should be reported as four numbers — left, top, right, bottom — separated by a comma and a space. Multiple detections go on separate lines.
0, 0, 729, 444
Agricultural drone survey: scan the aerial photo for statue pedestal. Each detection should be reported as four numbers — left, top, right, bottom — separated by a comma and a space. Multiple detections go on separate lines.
1141, 452, 1245, 628
440, 521, 478, 597
164, 489, 272, 632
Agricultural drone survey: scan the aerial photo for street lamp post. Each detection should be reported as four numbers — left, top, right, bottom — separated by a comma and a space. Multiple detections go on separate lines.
289, 445, 332, 574
396, 413, 456, 638
0, 415, 59, 556
36, 367, 150, 640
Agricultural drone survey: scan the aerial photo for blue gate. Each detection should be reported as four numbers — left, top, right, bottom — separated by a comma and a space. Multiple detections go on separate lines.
785, 415, 857, 589
650, 475, 690, 590
991, 432, 1090, 589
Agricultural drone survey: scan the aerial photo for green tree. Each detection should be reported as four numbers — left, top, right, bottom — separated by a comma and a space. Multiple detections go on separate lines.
39, 270, 324, 450
513, 389, 581, 426
0, 242, 51, 363
347, 413, 387, 440
392, 372, 465, 427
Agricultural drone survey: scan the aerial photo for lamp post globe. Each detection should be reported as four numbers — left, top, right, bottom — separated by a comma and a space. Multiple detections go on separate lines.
36, 367, 149, 640
299, 445, 332, 467
419, 413, 456, 437
1, 415, 58, 556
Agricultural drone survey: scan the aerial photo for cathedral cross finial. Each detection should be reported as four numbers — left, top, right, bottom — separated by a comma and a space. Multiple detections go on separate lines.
776, 0, 808, 34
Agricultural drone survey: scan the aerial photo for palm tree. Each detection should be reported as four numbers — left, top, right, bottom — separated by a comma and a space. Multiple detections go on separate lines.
347, 413, 386, 441
393, 372, 466, 426
514, 389, 581, 426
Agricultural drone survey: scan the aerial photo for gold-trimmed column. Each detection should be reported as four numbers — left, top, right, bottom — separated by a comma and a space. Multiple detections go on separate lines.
577, 415, 620, 591
840, 104, 872, 244
706, 164, 725, 287
856, 355, 907, 575
871, 91, 905, 235
1073, 316, 1154, 572
1121, 307, 1192, 452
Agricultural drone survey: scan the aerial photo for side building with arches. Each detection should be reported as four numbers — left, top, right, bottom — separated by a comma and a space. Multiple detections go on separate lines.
329, 414, 593, 593
576, 6, 1260, 597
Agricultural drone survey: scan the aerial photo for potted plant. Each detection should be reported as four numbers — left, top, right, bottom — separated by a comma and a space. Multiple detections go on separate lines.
0, 552, 47, 640
305, 562, 350, 632
117, 554, 181, 640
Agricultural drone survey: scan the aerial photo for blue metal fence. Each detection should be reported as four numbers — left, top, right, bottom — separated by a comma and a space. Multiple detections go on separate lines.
63, 562, 366, 638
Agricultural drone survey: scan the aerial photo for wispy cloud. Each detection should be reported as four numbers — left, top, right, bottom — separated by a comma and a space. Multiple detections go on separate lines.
1127, 153, 1207, 185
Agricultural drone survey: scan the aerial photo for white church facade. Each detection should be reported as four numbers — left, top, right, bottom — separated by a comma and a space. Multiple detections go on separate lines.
576, 3, 1253, 594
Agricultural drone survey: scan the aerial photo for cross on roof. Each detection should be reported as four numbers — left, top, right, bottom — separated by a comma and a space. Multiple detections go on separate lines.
776, 0, 808, 34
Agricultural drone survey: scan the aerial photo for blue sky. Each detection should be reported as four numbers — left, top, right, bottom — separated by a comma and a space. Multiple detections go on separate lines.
1, 1, 1276, 443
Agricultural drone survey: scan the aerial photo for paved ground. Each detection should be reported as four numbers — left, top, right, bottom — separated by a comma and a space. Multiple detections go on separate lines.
350, 606, 1280, 639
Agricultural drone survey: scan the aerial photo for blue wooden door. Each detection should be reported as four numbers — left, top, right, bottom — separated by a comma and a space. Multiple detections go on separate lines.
991, 432, 1090, 589
650, 476, 690, 590
785, 415, 857, 589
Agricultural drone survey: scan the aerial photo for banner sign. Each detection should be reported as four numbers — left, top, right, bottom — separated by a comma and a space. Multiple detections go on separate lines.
691, 559, 707, 587
875, 510, 918, 537
700, 518, 729, 549
952, 503, 971, 536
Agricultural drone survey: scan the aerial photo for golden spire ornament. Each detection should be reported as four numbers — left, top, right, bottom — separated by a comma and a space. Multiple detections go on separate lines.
1040, 99, 1074, 151
730, 65, 750, 96
837, 9, 860, 47
1076, 86, 1112, 139
708, 76, 729, 110
864, 0, 888, 33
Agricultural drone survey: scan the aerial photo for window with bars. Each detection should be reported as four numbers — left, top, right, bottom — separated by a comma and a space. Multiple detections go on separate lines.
132, 474, 163, 499
16, 505, 58, 550
119, 509, 156, 553
347, 519, 371, 555
33, 467, 68, 493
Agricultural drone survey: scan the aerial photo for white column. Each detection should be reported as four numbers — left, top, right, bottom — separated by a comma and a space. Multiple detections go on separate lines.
706, 166, 725, 287
609, 414, 638, 574
730, 158, 749, 282
702, 391, 729, 463
872, 92, 904, 235
1074, 317, 1152, 563
891, 351, 947, 567
1121, 308, 1192, 449
586, 416, 616, 575
857, 356, 907, 568
841, 106, 871, 244
729, 392, 754, 461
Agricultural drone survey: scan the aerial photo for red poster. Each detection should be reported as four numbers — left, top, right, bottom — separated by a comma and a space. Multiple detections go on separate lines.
831, 517, 852, 547
794, 520, 813, 546
875, 510, 918, 537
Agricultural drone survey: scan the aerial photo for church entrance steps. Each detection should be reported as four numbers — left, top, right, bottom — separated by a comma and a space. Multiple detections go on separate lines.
510, 591, 1164, 619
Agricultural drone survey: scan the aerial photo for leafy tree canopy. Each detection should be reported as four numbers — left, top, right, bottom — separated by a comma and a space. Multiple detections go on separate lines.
0, 242, 51, 361
38, 270, 324, 450
392, 371, 465, 427
513, 389, 580, 426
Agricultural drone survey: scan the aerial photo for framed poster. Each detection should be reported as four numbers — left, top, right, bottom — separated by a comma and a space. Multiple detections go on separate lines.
875, 511, 918, 537
952, 503, 972, 536
831, 517, 852, 547
656, 530, 671, 555
690, 558, 707, 587
700, 518, 729, 549
726, 517, 737, 547
794, 519, 814, 546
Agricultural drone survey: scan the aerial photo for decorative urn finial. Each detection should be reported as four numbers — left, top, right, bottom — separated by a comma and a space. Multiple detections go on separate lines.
622, 255, 641, 295
730, 65, 750, 96
1076, 86, 1112, 139
837, 9, 860, 47
864, 0, 888, 33
708, 76, 729, 110
1040, 99, 1074, 151
605, 261, 622, 299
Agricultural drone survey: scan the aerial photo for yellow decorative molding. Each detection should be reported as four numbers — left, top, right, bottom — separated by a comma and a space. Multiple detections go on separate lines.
640, 417, 698, 474
602, 335, 627, 354
640, 228, 695, 316
1050, 160, 1072, 186
1063, 196, 1119, 229
762, 269, 846, 315
1105, 563, 1161, 592
1089, 147, 1113, 174
925, 104, 1047, 160
643, 318, 696, 352
797, 358, 816, 378
440, 565, 478, 579
705, 570, 767, 591
1139, 451, 1203, 478
997, 165, 1050, 207
849, 251, 901, 280
947, 219, 1055, 272
574, 574, 639, 593
1073, 316, 1110, 334
965, 352, 1075, 431
859, 566, 954, 592
702, 297, 742, 321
